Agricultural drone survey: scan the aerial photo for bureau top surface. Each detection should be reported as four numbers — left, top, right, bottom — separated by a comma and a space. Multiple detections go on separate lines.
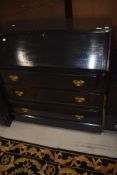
0, 19, 111, 32
0, 19, 111, 71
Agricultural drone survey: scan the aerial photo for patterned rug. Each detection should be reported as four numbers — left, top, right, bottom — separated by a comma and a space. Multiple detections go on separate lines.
0, 137, 117, 175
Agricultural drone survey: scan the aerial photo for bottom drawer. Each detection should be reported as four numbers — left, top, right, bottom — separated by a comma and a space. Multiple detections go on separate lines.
9, 101, 103, 125
13, 114, 102, 132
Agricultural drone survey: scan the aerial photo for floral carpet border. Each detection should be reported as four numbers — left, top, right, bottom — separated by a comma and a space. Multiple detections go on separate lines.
0, 136, 117, 175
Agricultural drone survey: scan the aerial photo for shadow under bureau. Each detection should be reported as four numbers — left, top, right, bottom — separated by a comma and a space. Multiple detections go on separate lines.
0, 21, 111, 132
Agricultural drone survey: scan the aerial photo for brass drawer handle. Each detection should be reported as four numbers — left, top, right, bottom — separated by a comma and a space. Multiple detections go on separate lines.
15, 90, 24, 97
74, 115, 84, 120
74, 96, 85, 103
20, 107, 29, 113
9, 75, 19, 81
73, 80, 85, 87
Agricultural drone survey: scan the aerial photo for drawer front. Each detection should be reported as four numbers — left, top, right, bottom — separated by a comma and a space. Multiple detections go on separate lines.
6, 86, 103, 107
10, 101, 102, 124
13, 114, 102, 132
0, 70, 106, 91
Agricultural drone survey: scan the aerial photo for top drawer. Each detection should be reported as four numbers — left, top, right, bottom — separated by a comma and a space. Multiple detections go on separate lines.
0, 31, 110, 71
0, 70, 106, 91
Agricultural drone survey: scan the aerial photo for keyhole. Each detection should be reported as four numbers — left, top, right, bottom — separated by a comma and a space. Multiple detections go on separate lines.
42, 32, 46, 38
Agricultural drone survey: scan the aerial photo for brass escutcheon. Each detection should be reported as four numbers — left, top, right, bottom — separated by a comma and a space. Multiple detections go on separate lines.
20, 107, 29, 113
74, 96, 85, 103
73, 80, 85, 87
74, 114, 84, 120
9, 75, 19, 81
15, 90, 24, 97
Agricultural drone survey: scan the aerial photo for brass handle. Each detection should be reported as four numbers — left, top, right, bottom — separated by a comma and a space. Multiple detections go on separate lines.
74, 96, 85, 103
20, 107, 29, 113
15, 90, 24, 97
74, 115, 84, 120
73, 80, 85, 87
9, 75, 19, 81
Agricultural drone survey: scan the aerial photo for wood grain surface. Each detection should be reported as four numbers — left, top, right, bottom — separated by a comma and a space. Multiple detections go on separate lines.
0, 0, 65, 23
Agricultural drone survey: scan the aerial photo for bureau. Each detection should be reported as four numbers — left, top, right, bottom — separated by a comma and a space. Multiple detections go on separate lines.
0, 20, 111, 132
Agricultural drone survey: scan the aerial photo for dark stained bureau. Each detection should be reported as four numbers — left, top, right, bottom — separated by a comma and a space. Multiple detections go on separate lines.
0, 20, 111, 132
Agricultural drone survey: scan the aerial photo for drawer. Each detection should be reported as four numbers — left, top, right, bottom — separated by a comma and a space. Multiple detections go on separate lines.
10, 101, 102, 124
13, 114, 102, 132
0, 70, 106, 91
6, 86, 104, 107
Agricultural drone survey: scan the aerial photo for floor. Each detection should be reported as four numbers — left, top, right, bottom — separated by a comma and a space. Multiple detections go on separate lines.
0, 120, 117, 158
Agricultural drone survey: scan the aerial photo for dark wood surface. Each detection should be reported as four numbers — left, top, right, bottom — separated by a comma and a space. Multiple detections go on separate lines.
104, 112, 117, 131
107, 86, 117, 110
14, 114, 102, 132
9, 100, 102, 125
65, 0, 72, 19
0, 70, 106, 92
0, 86, 13, 126
104, 49, 117, 131
0, 20, 111, 132
0, 0, 65, 23
0, 19, 111, 31
0, 29, 110, 71
13, 104, 102, 125
5, 85, 103, 107
1, 0, 117, 46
